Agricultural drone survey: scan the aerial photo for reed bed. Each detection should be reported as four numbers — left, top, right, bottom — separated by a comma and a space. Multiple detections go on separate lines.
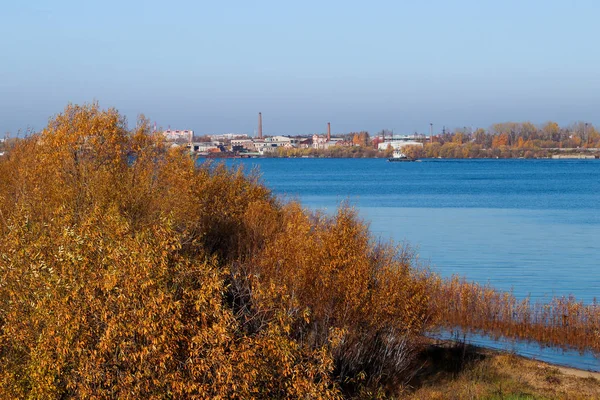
432, 276, 600, 355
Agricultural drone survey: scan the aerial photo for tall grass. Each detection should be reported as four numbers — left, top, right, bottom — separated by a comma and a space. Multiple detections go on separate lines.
432, 277, 600, 355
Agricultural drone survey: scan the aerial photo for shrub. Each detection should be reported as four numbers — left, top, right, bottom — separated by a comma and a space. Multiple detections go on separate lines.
0, 104, 340, 398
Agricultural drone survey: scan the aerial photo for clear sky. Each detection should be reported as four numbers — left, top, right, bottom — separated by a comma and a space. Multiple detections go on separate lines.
1, 0, 599, 136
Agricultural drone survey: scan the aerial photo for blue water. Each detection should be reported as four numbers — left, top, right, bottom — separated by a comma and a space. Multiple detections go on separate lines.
212, 158, 600, 370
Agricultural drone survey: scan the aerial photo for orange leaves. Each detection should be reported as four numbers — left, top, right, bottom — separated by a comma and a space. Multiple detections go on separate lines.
0, 104, 342, 398
241, 203, 435, 391
491, 133, 510, 148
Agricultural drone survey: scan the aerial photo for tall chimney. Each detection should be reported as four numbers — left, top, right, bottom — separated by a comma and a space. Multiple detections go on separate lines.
258, 112, 263, 139
327, 122, 331, 142
430, 123, 433, 144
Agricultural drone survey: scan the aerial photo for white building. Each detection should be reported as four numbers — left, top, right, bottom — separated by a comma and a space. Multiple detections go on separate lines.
377, 140, 423, 151
257, 143, 279, 155
163, 129, 193, 142
263, 136, 302, 147
254, 140, 280, 154
192, 142, 219, 153
210, 133, 249, 141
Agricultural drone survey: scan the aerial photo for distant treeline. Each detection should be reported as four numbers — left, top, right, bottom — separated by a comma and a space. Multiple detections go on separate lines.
275, 145, 391, 158
406, 121, 600, 159
273, 122, 600, 159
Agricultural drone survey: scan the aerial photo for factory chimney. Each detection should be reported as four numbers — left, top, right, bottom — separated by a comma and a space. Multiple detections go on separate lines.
258, 112, 263, 139
327, 122, 331, 142
430, 123, 433, 144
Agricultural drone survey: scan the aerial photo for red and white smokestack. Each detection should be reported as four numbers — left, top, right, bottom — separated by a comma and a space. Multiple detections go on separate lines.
258, 112, 263, 139
327, 122, 331, 142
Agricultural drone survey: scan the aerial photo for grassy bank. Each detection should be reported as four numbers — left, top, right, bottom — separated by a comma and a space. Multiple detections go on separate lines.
404, 341, 600, 400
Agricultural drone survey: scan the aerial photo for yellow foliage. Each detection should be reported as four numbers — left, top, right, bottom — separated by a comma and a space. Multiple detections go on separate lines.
0, 104, 340, 398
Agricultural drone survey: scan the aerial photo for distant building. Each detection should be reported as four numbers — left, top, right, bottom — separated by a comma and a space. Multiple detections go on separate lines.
253, 140, 267, 152
265, 136, 302, 147
312, 134, 343, 150
231, 139, 255, 151
257, 143, 279, 155
163, 129, 193, 143
377, 134, 428, 142
253, 140, 279, 154
210, 133, 249, 141
298, 138, 312, 148
312, 134, 328, 149
192, 142, 220, 153
377, 140, 423, 151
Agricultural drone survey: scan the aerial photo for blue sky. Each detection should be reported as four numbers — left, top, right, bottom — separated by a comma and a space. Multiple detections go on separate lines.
1, 0, 599, 136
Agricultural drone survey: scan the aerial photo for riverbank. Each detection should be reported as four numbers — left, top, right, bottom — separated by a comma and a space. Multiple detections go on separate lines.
404, 341, 600, 399
267, 142, 600, 159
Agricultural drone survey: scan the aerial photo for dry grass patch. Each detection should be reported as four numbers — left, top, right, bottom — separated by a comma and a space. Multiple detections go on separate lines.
403, 343, 600, 400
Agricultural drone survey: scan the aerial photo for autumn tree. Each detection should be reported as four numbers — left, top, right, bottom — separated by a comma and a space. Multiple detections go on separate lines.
351, 131, 370, 147
542, 121, 560, 142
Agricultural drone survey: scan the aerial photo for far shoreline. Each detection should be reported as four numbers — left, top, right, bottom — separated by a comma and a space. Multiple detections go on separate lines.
197, 154, 600, 160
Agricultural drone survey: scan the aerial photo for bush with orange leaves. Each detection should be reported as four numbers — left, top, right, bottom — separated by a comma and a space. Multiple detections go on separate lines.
239, 204, 433, 391
0, 104, 338, 398
0, 104, 434, 398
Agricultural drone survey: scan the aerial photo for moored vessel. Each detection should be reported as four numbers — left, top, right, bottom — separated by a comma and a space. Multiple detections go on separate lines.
388, 149, 416, 162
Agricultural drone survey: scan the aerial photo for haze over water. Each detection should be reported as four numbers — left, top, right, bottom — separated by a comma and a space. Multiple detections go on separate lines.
221, 157, 600, 370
